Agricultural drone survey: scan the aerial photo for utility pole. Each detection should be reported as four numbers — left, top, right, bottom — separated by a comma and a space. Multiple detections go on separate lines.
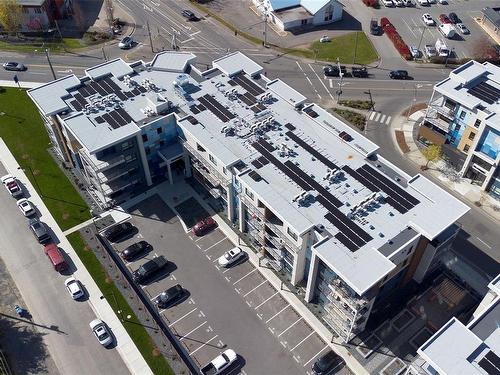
44, 48, 56, 80
147, 20, 154, 53
364, 90, 374, 110
336, 57, 344, 102
102, 45, 108, 61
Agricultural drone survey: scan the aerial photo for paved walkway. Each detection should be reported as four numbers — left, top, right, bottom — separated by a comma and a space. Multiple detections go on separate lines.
0, 138, 153, 375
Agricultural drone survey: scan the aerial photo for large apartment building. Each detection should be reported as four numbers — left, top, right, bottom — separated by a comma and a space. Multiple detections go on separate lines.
28, 51, 469, 343
419, 60, 500, 200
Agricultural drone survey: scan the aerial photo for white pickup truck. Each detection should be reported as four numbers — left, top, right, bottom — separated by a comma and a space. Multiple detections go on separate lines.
200, 349, 237, 375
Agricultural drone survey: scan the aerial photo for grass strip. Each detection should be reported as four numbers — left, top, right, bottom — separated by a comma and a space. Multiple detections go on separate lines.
67, 232, 174, 375
338, 99, 374, 110
0, 87, 91, 230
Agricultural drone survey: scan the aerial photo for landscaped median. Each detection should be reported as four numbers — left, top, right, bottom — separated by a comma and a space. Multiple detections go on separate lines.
0, 87, 91, 230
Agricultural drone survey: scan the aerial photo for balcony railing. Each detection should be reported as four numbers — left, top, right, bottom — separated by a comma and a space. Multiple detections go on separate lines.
264, 241, 284, 261
102, 177, 139, 195
265, 220, 301, 253
182, 141, 230, 186
424, 112, 452, 133
81, 150, 127, 172
328, 280, 369, 311
429, 98, 455, 119
262, 256, 283, 272
240, 194, 265, 221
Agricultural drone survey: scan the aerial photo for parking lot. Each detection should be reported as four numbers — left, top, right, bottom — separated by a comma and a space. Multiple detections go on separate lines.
374, 0, 493, 59
109, 194, 351, 374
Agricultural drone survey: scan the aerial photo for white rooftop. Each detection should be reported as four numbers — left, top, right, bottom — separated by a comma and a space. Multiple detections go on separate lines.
27, 75, 81, 116
86, 58, 134, 80
213, 51, 263, 77
151, 51, 196, 72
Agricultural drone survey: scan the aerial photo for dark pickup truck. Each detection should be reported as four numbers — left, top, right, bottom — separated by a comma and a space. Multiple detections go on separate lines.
352, 67, 368, 78
132, 256, 168, 284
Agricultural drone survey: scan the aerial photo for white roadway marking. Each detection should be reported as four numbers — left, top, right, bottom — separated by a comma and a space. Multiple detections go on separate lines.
303, 345, 329, 367
266, 304, 290, 323
329, 79, 333, 88
190, 30, 201, 37
385, 116, 392, 125
380, 114, 386, 123
179, 321, 207, 341
277, 317, 303, 337
296, 61, 304, 71
190, 335, 219, 355
204, 238, 226, 252
369, 111, 376, 121
254, 291, 279, 310
374, 113, 381, 122
402, 18, 417, 38
233, 268, 257, 285
290, 331, 315, 351
243, 280, 267, 297
181, 37, 194, 44
308, 63, 335, 101
168, 308, 197, 327
476, 237, 492, 249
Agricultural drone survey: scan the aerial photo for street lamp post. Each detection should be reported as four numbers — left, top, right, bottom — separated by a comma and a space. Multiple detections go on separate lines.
100, 292, 124, 322
35, 47, 56, 80
336, 58, 344, 102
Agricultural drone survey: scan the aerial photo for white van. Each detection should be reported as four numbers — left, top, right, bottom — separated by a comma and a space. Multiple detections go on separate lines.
438, 24, 456, 39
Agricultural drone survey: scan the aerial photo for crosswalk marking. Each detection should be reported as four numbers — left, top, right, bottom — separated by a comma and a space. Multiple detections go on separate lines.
369, 111, 392, 125
329, 79, 333, 88
380, 114, 386, 123
369, 111, 376, 120
385, 116, 392, 125
374, 113, 381, 122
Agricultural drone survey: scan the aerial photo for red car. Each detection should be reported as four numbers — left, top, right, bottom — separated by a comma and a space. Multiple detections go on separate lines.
192, 217, 216, 236
439, 14, 451, 24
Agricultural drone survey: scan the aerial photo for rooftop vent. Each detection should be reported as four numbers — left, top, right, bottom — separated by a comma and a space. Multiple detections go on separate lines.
338, 131, 353, 142
174, 74, 189, 87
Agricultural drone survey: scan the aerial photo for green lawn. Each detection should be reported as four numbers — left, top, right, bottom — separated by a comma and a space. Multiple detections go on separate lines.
309, 32, 379, 65
0, 38, 83, 52
67, 232, 175, 375
0, 87, 90, 230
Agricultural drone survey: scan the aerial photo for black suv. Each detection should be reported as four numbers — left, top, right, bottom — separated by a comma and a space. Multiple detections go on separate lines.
312, 351, 342, 374
370, 19, 380, 35
132, 256, 168, 284
103, 222, 135, 243
182, 10, 196, 20
389, 70, 409, 80
323, 64, 347, 77
29, 218, 51, 244
352, 67, 368, 78
154, 284, 183, 309
448, 12, 460, 24
121, 241, 152, 261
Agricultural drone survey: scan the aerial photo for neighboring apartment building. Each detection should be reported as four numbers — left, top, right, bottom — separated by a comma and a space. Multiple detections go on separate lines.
420, 60, 500, 200
28, 51, 469, 343
252, 0, 342, 31
6, 0, 72, 32
413, 274, 500, 375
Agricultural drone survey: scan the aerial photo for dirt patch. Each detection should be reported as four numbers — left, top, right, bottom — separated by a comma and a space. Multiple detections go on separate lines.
395, 130, 410, 153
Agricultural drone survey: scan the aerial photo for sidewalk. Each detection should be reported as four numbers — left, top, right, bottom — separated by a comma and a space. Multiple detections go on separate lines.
393, 110, 500, 222
0, 137, 153, 375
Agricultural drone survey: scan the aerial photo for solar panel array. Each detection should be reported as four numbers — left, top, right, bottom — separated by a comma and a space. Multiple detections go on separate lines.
198, 94, 235, 123
304, 107, 319, 118
99, 108, 134, 129
468, 82, 500, 105
239, 92, 258, 106
232, 72, 265, 96
285, 131, 339, 171
479, 351, 500, 375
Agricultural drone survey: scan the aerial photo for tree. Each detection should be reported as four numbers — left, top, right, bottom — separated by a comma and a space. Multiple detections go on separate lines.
0, 0, 23, 35
422, 144, 442, 169
473, 37, 500, 64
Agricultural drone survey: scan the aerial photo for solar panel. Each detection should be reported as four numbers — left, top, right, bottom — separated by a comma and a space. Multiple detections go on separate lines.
334, 232, 359, 252
479, 357, 500, 375
110, 110, 127, 126
78, 86, 90, 97
203, 94, 235, 120
232, 73, 264, 96
304, 107, 319, 118
92, 82, 107, 96
102, 113, 120, 129
125, 91, 134, 98
70, 100, 82, 112
227, 80, 237, 86
116, 108, 133, 124
257, 139, 276, 153
104, 77, 122, 93
116, 91, 128, 101
131, 88, 141, 96
258, 156, 269, 165
285, 131, 339, 171
284, 123, 296, 131
251, 160, 263, 169
250, 106, 261, 113
198, 96, 229, 122
98, 79, 114, 95
486, 352, 500, 369
191, 106, 200, 114
240, 93, 255, 106
256, 104, 266, 111
468, 82, 500, 105
73, 93, 87, 106
86, 85, 97, 96
138, 86, 147, 93
95, 116, 105, 124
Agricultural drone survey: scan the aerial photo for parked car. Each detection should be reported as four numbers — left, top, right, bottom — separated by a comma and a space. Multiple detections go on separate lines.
44, 243, 68, 272
416, 0, 429, 5
201, 349, 237, 375
181, 9, 197, 20
118, 36, 133, 49
410, 46, 420, 58
438, 23, 456, 38
389, 70, 409, 80
218, 247, 245, 267
17, 198, 36, 217
393, 0, 404, 6
422, 13, 435, 26
121, 241, 152, 261
312, 351, 342, 374
403, 0, 414, 6
132, 256, 168, 284
448, 12, 460, 24
456, 23, 470, 34
192, 217, 217, 236
381, 0, 394, 6
29, 218, 51, 244
352, 67, 368, 78
319, 35, 330, 43
439, 14, 451, 24
2, 62, 26, 71
1, 175, 23, 197
323, 64, 347, 77
65, 277, 84, 299
89, 319, 113, 346
103, 222, 135, 242
154, 284, 183, 309
438, 0, 447, 3
424, 44, 437, 58
370, 19, 380, 35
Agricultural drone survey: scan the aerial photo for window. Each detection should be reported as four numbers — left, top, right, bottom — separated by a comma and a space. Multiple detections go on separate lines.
223, 167, 227, 175
454, 124, 461, 131
468, 132, 476, 141
463, 144, 470, 153
324, 5, 333, 21
197, 143, 206, 152
142, 134, 148, 142
156, 127, 162, 134
301, 19, 308, 25
122, 140, 133, 150
245, 188, 254, 199
34, 7, 42, 13
459, 110, 466, 120
474, 119, 481, 128
209, 154, 217, 165
287, 227, 298, 241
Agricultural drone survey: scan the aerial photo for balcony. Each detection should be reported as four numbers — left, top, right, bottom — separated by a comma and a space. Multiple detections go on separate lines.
429, 99, 455, 120
424, 110, 452, 133
264, 241, 284, 261
83, 151, 127, 171
265, 220, 301, 253
240, 194, 265, 221
262, 256, 283, 272
182, 141, 230, 187
328, 279, 369, 311
102, 176, 139, 195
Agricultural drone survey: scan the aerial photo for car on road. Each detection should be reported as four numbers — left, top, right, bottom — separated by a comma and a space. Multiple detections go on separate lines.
121, 240, 152, 261
323, 64, 347, 77
17, 198, 36, 217
1, 175, 23, 198
448, 12, 460, 24
370, 19, 380, 35
218, 247, 245, 267
29, 218, 51, 244
182, 9, 197, 20
201, 349, 237, 375
439, 14, 451, 24
103, 222, 135, 242
312, 350, 342, 375
132, 256, 168, 284
65, 277, 84, 299
389, 70, 409, 80
154, 284, 183, 309
89, 319, 113, 346
422, 13, 435, 26
192, 217, 217, 236
382, 0, 394, 6
456, 23, 469, 34
319, 35, 330, 43
410, 46, 420, 58
2, 62, 26, 71
424, 44, 437, 58
352, 66, 368, 78
118, 36, 133, 49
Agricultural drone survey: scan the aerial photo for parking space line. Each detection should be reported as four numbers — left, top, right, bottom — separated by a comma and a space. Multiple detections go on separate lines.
212, 257, 220, 263
308, 63, 334, 101
203, 238, 226, 252
303, 345, 329, 367
278, 317, 303, 337
290, 331, 314, 351
254, 291, 279, 310
222, 268, 231, 274
233, 269, 257, 285
266, 304, 290, 323
190, 335, 219, 355
243, 280, 267, 297
179, 321, 207, 341
329, 79, 333, 88
168, 308, 197, 327
402, 18, 417, 38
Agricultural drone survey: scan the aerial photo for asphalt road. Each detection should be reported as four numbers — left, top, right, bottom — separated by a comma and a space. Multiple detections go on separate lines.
0, 163, 129, 375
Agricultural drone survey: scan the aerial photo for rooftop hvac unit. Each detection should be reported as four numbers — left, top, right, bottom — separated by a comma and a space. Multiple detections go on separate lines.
174, 74, 189, 87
